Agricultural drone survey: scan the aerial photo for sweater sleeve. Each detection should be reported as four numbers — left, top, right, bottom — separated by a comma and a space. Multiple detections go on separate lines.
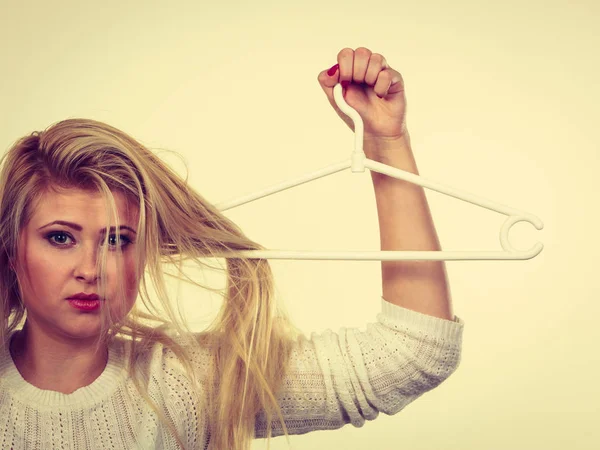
254, 296, 464, 438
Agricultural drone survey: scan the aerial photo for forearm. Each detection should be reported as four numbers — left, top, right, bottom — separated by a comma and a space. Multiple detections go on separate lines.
365, 133, 454, 321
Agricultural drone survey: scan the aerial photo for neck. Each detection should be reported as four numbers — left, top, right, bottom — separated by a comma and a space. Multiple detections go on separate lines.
10, 325, 109, 395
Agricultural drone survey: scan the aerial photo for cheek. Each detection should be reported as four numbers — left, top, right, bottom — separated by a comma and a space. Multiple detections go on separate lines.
106, 256, 140, 318
22, 245, 66, 294
121, 255, 141, 298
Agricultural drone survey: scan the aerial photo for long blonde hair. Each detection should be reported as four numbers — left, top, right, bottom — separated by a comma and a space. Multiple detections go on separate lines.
0, 118, 304, 450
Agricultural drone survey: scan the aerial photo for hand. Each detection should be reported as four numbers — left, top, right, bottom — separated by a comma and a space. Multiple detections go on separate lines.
317, 47, 407, 143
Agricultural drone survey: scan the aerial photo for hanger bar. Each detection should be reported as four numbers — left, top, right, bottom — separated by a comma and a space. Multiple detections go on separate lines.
364, 158, 542, 221
216, 160, 351, 211
210, 83, 544, 261
212, 250, 540, 261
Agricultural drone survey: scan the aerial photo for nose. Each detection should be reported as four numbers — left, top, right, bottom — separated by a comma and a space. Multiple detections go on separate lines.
74, 243, 100, 282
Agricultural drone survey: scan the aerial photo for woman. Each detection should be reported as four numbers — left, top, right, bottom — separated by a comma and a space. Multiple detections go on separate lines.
0, 47, 464, 450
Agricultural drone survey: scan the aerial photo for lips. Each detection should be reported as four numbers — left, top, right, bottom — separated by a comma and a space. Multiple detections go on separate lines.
67, 292, 101, 301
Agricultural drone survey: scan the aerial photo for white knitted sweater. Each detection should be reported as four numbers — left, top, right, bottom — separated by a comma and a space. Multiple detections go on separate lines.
0, 297, 464, 449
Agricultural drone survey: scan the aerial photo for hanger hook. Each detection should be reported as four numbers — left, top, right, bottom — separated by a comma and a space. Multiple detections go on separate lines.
500, 215, 544, 259
333, 83, 364, 156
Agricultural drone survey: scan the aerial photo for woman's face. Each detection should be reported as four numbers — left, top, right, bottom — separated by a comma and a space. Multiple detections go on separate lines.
15, 187, 141, 340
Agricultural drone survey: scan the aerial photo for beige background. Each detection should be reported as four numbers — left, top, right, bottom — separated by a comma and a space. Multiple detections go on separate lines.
1, 0, 597, 449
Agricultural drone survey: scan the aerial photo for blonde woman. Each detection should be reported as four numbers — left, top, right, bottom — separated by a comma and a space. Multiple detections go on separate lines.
0, 47, 464, 450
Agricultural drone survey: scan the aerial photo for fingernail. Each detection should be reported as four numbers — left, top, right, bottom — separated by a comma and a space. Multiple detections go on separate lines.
341, 80, 350, 89
327, 64, 339, 76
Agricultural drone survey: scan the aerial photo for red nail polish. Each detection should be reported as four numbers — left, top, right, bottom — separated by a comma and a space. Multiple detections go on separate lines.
327, 64, 339, 76
341, 80, 350, 89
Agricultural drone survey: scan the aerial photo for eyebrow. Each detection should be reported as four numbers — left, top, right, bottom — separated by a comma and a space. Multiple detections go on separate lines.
37, 220, 137, 234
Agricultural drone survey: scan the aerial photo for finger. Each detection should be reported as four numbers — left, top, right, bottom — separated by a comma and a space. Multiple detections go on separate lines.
352, 47, 372, 83
374, 67, 405, 97
372, 71, 393, 99
337, 48, 355, 87
364, 54, 387, 86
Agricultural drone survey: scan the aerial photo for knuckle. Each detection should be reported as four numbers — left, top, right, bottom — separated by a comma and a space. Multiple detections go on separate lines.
370, 53, 384, 65
338, 47, 354, 58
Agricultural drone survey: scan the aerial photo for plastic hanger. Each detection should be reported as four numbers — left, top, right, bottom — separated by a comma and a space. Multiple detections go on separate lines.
213, 83, 544, 261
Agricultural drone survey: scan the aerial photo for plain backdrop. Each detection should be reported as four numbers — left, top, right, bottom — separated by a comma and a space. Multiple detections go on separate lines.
1, 1, 597, 449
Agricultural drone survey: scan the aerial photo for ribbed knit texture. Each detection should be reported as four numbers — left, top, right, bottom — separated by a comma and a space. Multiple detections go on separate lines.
0, 297, 464, 449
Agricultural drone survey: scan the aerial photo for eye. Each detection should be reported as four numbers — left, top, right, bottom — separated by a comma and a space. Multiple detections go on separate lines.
46, 231, 73, 246
106, 235, 133, 248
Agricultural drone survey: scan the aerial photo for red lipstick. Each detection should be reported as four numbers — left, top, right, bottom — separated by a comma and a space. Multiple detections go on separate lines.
67, 292, 100, 301
67, 293, 102, 311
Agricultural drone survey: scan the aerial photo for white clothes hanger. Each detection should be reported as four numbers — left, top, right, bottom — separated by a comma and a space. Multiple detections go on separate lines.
213, 83, 544, 261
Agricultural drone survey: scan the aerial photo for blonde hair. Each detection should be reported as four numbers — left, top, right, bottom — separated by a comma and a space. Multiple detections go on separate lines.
0, 118, 304, 450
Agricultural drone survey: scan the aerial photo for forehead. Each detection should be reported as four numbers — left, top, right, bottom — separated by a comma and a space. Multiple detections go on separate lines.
29, 188, 139, 227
